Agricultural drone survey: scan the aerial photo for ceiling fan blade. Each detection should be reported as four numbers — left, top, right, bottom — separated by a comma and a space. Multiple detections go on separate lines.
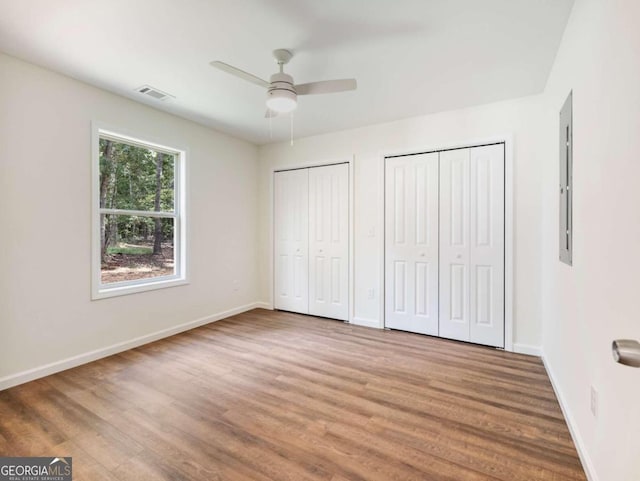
210, 61, 270, 88
265, 109, 280, 118
295, 79, 357, 95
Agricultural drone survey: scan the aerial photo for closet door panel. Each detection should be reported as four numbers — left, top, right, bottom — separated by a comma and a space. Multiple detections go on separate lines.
439, 148, 471, 342
274, 169, 309, 314
469, 144, 504, 347
309, 163, 349, 321
385, 153, 439, 335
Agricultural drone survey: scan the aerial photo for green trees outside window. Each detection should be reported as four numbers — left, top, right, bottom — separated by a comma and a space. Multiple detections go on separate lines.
99, 137, 176, 284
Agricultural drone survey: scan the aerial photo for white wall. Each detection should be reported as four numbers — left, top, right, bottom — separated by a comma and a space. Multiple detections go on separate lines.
258, 95, 545, 351
0, 52, 260, 385
540, 1, 640, 480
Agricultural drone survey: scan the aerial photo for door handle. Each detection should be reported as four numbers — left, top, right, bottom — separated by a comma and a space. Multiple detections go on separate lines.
612, 339, 640, 367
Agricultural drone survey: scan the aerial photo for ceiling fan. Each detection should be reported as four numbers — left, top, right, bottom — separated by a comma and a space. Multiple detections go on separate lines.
210, 49, 357, 117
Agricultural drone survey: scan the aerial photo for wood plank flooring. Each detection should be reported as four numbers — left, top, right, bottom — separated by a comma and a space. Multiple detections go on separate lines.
0, 309, 586, 480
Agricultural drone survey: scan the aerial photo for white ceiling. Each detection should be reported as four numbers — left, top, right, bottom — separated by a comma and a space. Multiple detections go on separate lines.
0, 0, 574, 144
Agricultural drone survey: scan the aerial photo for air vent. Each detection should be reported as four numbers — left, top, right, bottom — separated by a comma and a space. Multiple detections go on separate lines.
136, 85, 174, 101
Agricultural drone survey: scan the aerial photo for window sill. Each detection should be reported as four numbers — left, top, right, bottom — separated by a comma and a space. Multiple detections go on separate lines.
92, 276, 188, 300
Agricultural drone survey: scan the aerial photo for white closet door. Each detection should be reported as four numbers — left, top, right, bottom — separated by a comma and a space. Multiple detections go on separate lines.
439, 149, 471, 342
274, 169, 309, 314
309, 163, 349, 321
439, 145, 505, 347
469, 144, 504, 347
385, 153, 440, 335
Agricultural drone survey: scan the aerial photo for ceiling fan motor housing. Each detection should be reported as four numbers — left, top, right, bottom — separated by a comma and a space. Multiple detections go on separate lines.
267, 72, 297, 113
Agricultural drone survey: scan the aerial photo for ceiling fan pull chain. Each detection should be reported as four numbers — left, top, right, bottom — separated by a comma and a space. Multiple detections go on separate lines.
290, 111, 294, 146
269, 113, 273, 139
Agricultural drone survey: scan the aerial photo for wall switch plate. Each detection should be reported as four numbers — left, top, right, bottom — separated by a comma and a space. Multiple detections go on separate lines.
367, 288, 375, 299
590, 386, 598, 417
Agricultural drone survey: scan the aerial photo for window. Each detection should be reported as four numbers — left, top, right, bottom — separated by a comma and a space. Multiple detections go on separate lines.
92, 125, 186, 299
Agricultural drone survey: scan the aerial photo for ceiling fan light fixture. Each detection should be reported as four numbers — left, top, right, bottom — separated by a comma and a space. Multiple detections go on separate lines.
266, 90, 297, 113
266, 72, 297, 113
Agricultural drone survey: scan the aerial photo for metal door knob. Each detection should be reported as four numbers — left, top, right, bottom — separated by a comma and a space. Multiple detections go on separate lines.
612, 339, 640, 367
420, 252, 425, 257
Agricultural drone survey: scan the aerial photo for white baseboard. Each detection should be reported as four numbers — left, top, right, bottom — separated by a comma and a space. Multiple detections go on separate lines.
253, 301, 273, 310
350, 316, 382, 329
0, 302, 265, 392
542, 354, 599, 481
513, 343, 542, 356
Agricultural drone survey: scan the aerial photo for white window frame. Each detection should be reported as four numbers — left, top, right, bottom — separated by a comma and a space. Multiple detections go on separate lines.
91, 123, 187, 300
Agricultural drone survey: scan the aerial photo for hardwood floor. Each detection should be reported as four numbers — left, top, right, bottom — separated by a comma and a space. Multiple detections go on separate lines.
0, 309, 585, 481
